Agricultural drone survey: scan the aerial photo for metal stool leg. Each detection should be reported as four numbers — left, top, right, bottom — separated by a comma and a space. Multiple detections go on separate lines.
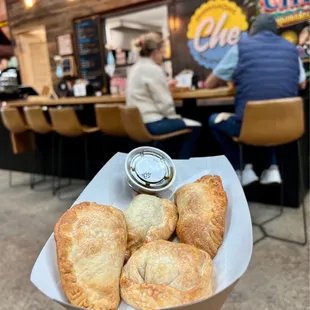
239, 143, 244, 185
56, 135, 63, 193
30, 148, 35, 189
56, 136, 73, 201
31, 144, 51, 191
296, 139, 307, 245
56, 135, 82, 201
9, 170, 12, 187
8, 144, 37, 188
280, 145, 284, 207
51, 132, 57, 195
84, 135, 89, 182
8, 169, 34, 188
258, 146, 284, 226
52, 134, 71, 195
255, 140, 307, 246
239, 143, 268, 243
53, 135, 71, 195
253, 223, 267, 244
259, 208, 284, 226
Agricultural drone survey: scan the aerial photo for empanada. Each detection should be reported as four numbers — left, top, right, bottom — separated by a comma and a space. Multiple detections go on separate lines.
54, 202, 127, 310
125, 194, 177, 257
175, 175, 227, 258
120, 240, 213, 309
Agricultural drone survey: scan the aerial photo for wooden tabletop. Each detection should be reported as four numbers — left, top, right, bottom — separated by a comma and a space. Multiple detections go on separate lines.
172, 87, 235, 100
6, 87, 235, 107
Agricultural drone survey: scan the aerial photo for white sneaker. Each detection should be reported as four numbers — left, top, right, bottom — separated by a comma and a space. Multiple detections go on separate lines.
236, 164, 259, 186
236, 170, 242, 184
242, 164, 259, 186
260, 165, 282, 185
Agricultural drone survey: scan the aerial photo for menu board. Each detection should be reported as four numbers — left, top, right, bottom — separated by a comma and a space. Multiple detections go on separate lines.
74, 17, 104, 90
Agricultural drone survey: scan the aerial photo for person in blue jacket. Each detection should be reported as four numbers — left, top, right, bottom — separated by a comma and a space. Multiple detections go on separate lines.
206, 14, 306, 186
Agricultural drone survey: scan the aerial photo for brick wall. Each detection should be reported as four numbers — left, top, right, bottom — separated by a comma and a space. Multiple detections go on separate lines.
5, 0, 151, 84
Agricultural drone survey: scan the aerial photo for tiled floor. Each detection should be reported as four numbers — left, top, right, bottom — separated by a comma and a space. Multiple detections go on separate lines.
0, 170, 309, 310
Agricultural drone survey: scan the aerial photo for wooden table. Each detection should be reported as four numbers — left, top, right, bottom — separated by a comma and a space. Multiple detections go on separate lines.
172, 87, 235, 100
6, 87, 235, 107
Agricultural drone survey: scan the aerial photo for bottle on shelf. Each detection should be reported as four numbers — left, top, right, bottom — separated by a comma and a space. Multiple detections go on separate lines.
107, 50, 115, 66
105, 49, 116, 78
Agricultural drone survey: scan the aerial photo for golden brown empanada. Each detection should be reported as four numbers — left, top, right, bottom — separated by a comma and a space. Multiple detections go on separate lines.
54, 202, 127, 310
125, 194, 177, 257
120, 240, 213, 310
175, 175, 227, 258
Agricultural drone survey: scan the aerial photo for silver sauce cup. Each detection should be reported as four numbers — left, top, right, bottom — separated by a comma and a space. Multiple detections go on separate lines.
125, 146, 176, 195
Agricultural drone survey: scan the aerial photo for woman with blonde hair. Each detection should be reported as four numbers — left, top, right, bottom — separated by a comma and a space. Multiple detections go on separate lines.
126, 32, 201, 159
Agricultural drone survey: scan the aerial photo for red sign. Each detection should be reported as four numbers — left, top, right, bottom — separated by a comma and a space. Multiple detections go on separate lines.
260, 0, 310, 27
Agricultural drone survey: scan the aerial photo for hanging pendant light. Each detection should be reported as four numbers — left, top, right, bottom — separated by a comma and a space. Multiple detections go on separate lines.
24, 0, 35, 8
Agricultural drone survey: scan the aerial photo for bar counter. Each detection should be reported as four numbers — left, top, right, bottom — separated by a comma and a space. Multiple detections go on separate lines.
7, 87, 235, 107
0, 86, 309, 208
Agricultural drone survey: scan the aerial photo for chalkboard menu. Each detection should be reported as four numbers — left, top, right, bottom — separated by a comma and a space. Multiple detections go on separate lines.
74, 17, 104, 90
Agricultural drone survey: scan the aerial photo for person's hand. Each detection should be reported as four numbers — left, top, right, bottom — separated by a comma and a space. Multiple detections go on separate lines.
227, 81, 235, 89
168, 79, 178, 88
214, 113, 234, 124
299, 80, 307, 90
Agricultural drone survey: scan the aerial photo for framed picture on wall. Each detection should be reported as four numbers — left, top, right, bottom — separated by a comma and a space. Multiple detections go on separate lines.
57, 34, 73, 56
62, 56, 76, 76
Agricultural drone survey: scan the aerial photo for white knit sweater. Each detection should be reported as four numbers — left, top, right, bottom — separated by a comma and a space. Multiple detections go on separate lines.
126, 57, 181, 123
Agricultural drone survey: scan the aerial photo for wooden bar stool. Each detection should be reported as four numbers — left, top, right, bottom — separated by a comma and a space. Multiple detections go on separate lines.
24, 106, 57, 192
120, 106, 192, 145
1, 106, 35, 187
95, 104, 127, 136
49, 107, 99, 194
95, 104, 130, 154
233, 97, 307, 246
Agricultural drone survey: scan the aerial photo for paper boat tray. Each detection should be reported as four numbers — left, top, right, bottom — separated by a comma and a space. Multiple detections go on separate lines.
31, 153, 253, 310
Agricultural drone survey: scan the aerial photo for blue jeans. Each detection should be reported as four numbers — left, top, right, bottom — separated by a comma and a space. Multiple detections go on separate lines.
146, 118, 201, 159
208, 113, 277, 169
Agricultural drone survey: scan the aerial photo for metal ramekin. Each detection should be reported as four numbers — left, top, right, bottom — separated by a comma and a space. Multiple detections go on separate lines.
125, 146, 176, 195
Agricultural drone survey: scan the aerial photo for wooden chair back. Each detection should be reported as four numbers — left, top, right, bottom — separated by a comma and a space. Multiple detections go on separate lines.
24, 106, 52, 134
49, 107, 84, 137
120, 106, 153, 143
95, 104, 127, 136
238, 97, 304, 146
1, 107, 29, 133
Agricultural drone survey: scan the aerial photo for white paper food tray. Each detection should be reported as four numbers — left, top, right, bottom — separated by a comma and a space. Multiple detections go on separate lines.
31, 153, 253, 310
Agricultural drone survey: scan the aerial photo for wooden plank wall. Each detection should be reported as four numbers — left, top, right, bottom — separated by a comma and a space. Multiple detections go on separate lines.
5, 0, 151, 83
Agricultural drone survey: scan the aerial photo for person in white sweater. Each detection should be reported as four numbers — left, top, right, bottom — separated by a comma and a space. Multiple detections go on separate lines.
126, 32, 201, 159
